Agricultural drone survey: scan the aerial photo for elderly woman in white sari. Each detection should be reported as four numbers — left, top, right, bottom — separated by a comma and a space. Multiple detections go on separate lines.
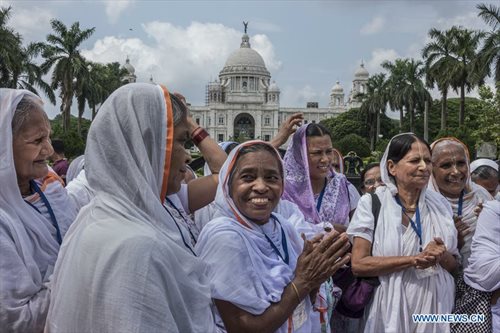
348, 133, 458, 333
0, 89, 77, 332
429, 138, 492, 268
196, 141, 351, 333
46, 83, 217, 332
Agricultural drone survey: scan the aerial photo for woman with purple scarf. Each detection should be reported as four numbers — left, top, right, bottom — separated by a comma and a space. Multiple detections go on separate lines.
283, 123, 360, 233
282, 123, 360, 332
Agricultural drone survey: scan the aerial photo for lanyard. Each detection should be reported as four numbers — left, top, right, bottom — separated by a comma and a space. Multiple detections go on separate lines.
262, 216, 289, 265
457, 190, 465, 217
395, 195, 422, 252
163, 199, 197, 256
24, 180, 62, 245
316, 179, 327, 212
165, 197, 197, 244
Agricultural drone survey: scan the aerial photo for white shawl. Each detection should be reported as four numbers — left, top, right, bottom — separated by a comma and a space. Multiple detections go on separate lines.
195, 141, 314, 333
347, 133, 458, 333
0, 89, 76, 332
46, 83, 216, 333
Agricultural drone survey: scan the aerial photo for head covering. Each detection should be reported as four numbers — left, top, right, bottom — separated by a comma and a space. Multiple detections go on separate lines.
347, 132, 458, 332
0, 89, 74, 332
196, 140, 313, 332
428, 137, 492, 268
46, 83, 216, 332
470, 158, 499, 173
66, 155, 85, 183
282, 124, 350, 225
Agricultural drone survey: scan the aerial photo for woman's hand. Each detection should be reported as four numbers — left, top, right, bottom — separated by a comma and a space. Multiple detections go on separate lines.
293, 231, 351, 296
414, 237, 447, 269
270, 113, 303, 148
454, 215, 471, 249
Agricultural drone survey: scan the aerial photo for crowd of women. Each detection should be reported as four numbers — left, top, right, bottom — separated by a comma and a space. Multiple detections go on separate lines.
0, 84, 499, 333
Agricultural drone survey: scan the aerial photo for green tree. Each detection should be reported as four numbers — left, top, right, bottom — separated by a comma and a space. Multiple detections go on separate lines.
360, 73, 388, 151
41, 20, 95, 133
50, 114, 91, 158
334, 133, 371, 158
474, 3, 500, 84
0, 6, 21, 85
422, 28, 456, 130
382, 58, 431, 133
469, 85, 500, 151
448, 26, 484, 126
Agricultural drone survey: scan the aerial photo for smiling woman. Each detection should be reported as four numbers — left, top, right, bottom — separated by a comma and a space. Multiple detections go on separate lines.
0, 89, 77, 332
196, 141, 351, 333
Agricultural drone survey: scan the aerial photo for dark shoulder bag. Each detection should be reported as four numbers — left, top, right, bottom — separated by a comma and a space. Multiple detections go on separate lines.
333, 192, 381, 318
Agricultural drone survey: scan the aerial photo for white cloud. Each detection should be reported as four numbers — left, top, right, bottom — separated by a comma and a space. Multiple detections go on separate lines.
1, 2, 53, 42
360, 16, 385, 35
365, 48, 400, 74
104, 0, 133, 24
81, 21, 282, 105
280, 84, 327, 107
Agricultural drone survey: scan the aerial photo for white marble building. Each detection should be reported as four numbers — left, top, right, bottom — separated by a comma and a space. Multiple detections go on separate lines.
122, 30, 369, 143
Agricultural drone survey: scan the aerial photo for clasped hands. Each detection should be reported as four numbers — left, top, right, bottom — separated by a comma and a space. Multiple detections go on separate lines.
412, 237, 447, 270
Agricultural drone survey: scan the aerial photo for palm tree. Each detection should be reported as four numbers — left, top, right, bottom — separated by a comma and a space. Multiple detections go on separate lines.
474, 3, 500, 84
360, 73, 387, 150
381, 59, 406, 132
11, 43, 56, 104
448, 26, 484, 126
422, 28, 456, 130
41, 20, 95, 133
0, 6, 22, 86
383, 58, 431, 133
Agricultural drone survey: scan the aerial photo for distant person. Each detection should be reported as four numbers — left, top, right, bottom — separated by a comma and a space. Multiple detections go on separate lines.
360, 163, 384, 194
50, 139, 69, 183
470, 158, 499, 200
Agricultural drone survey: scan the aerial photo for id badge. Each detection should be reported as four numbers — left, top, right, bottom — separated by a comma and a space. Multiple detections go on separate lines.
415, 265, 438, 280
292, 300, 307, 329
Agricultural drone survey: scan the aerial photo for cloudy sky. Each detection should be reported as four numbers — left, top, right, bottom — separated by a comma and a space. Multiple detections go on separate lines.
1, 0, 497, 119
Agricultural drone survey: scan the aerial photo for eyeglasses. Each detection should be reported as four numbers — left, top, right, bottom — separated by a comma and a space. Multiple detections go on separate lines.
364, 178, 383, 186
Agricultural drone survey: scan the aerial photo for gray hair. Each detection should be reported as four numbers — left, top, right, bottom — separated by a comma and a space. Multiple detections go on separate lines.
471, 165, 499, 181
170, 93, 187, 125
11, 95, 47, 137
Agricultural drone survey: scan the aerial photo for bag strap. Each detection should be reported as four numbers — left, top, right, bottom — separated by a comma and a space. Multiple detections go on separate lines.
369, 192, 381, 254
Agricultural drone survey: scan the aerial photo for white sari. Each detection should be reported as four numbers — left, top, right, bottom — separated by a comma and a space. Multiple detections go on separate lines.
347, 133, 458, 333
46, 83, 217, 333
0, 89, 77, 332
196, 141, 316, 333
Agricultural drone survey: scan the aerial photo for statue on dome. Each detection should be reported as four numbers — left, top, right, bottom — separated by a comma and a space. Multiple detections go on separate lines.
243, 21, 248, 34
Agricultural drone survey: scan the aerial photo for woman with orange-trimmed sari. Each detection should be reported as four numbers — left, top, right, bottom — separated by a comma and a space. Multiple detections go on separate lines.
0, 89, 78, 332
46, 83, 217, 332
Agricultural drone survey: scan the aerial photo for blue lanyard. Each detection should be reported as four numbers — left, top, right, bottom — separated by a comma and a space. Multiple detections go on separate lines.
457, 190, 465, 217
316, 179, 327, 212
262, 215, 289, 265
24, 180, 62, 245
395, 195, 422, 252
162, 199, 197, 256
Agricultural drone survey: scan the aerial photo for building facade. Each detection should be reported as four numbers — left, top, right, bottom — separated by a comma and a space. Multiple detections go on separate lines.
122, 30, 369, 143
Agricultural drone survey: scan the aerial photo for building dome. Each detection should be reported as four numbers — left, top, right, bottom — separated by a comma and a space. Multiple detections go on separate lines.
268, 80, 280, 92
354, 62, 369, 79
331, 81, 343, 93
220, 34, 270, 77
123, 57, 135, 75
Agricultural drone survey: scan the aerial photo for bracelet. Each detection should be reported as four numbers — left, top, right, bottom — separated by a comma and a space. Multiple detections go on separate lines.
192, 128, 209, 145
290, 281, 301, 303
190, 126, 202, 137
